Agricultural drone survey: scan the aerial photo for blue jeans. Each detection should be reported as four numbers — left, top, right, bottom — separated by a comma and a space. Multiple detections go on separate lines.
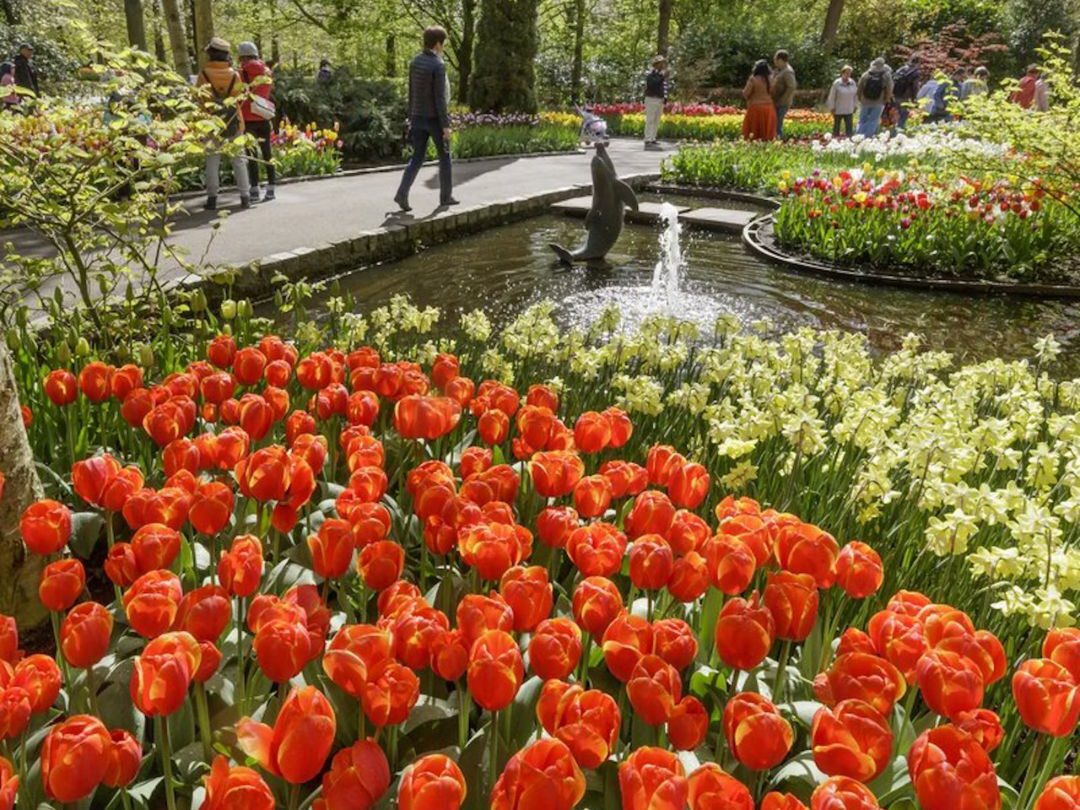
897, 103, 911, 129
857, 104, 884, 136
775, 105, 789, 138
397, 116, 453, 203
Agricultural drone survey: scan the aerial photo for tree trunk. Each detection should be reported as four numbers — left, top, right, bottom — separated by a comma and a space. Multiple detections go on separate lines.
821, 0, 844, 48
125, 0, 149, 51
161, 0, 193, 77
570, 0, 586, 103
0, 0, 18, 25
458, 0, 476, 103
152, 0, 168, 62
193, 0, 215, 68
657, 0, 674, 57
385, 33, 396, 77
0, 344, 46, 629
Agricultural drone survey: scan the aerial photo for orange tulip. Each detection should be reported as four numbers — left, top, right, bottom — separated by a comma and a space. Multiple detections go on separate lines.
916, 649, 985, 719
536, 506, 579, 549
530, 450, 585, 498
668, 695, 707, 751
835, 542, 884, 598
478, 408, 510, 446
619, 747, 686, 810
78, 361, 113, 403
762, 793, 809, 810
41, 714, 111, 802
237, 685, 337, 784
123, 569, 183, 638
491, 738, 586, 810
1033, 777, 1080, 810
38, 558, 85, 613
603, 407, 632, 448
310, 740, 391, 810
20, 499, 72, 555
572, 576, 624, 637
235, 446, 291, 502
573, 411, 612, 453
203, 755, 274, 810
836, 628, 876, 657
573, 474, 614, 519
816, 652, 907, 716
362, 660, 420, 727
218, 535, 264, 597
500, 566, 553, 632
908, 726, 1001, 810
668, 551, 710, 603
652, 618, 698, 671
130, 630, 201, 716
0, 686, 31, 742
60, 601, 113, 669
517, 404, 557, 449
811, 777, 880, 810
529, 617, 583, 680
457, 592, 514, 646
0, 616, 16, 664
537, 680, 620, 769
459, 522, 531, 582
431, 629, 470, 682
811, 699, 892, 782
232, 346, 267, 385
723, 691, 793, 770
627, 654, 681, 726
309, 519, 357, 579
398, 753, 467, 810
625, 490, 675, 539
867, 610, 926, 683
322, 624, 394, 698
103, 729, 141, 788
954, 709, 1004, 753
206, 335, 236, 370
1011, 658, 1080, 737
601, 612, 653, 682
129, 522, 181, 574
667, 461, 710, 509
629, 534, 674, 591
1043, 628, 1080, 682
646, 444, 685, 487
687, 764, 753, 810
44, 368, 78, 406
704, 535, 756, 595
600, 460, 648, 499
467, 629, 524, 712
566, 522, 627, 578
775, 522, 839, 588
715, 593, 775, 670
460, 446, 493, 479
358, 540, 406, 591
390, 604, 450, 670
11, 654, 62, 713
764, 571, 819, 641
395, 395, 462, 440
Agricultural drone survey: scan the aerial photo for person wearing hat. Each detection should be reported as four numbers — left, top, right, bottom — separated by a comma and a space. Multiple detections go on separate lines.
856, 56, 893, 136
238, 41, 276, 202
197, 37, 251, 210
826, 65, 857, 138
643, 55, 668, 148
13, 43, 38, 97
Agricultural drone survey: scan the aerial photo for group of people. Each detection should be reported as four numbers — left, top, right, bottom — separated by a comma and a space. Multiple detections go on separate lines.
1, 43, 39, 110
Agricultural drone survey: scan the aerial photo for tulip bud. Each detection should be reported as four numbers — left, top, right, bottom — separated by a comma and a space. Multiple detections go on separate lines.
220, 299, 237, 320
56, 341, 72, 365
4, 328, 19, 352
138, 344, 154, 368
75, 337, 90, 357
191, 290, 208, 312
238, 298, 253, 318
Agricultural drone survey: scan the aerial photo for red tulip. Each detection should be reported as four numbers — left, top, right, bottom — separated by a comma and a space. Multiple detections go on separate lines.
20, 499, 72, 555
1011, 658, 1080, 737
573, 474, 613, 518
572, 576, 624, 637
625, 490, 675, 539
600, 460, 648, 499
811, 777, 879, 810
491, 738, 586, 810
811, 699, 893, 782
668, 695, 708, 750
627, 654, 681, 726
0, 686, 31, 742
1033, 777, 1079, 810
668, 461, 710, 509
398, 753, 467, 810
916, 649, 985, 719
11, 654, 62, 713
0, 617, 16, 665
237, 685, 337, 784
41, 714, 111, 802
315, 740, 391, 810
78, 362, 113, 403
362, 660, 420, 726
103, 729, 141, 788
203, 755, 274, 810
619, 747, 686, 810
457, 593, 514, 647
536, 506, 579, 549
60, 601, 113, 668
500, 566, 553, 632
536, 680, 620, 769
687, 764, 753, 810
628, 534, 674, 591
764, 570, 819, 641
358, 540, 405, 591
123, 569, 183, 638
431, 629, 470, 682
566, 522, 627, 578
130, 631, 201, 716
322, 624, 394, 698
467, 629, 523, 712
953, 709, 1004, 752
646, 444, 685, 487
835, 542, 884, 598
38, 558, 85, 612
218, 535, 264, 597
816, 652, 907, 716
573, 411, 612, 453
867, 609, 926, 683
529, 617, 582, 680
715, 593, 775, 670
44, 369, 78, 406
723, 692, 794, 770
601, 612, 653, 682
762, 793, 809, 810
908, 726, 1001, 810
1043, 628, 1080, 681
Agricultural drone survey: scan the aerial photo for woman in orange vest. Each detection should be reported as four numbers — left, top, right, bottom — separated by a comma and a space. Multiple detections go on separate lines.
742, 60, 777, 141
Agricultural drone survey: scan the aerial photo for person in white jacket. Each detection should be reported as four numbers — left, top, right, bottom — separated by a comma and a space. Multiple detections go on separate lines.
827, 65, 858, 137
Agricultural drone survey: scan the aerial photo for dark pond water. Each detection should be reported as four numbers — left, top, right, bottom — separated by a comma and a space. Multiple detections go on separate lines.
305, 203, 1080, 377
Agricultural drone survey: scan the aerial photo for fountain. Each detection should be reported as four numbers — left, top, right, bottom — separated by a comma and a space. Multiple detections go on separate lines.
651, 203, 684, 304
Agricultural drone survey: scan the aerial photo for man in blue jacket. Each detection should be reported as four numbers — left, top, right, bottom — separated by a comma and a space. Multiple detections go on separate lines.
394, 26, 457, 211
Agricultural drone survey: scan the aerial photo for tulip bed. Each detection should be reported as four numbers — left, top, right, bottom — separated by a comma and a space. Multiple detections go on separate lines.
1, 299, 1078, 810
602, 110, 832, 142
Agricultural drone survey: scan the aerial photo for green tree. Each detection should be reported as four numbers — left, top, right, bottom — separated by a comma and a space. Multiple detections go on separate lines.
469, 0, 539, 112
1006, 0, 1078, 69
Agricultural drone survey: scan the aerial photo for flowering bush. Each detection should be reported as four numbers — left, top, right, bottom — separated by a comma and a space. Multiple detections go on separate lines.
604, 111, 832, 141
270, 119, 344, 178
2, 295, 1078, 810
592, 102, 742, 117
419, 115, 580, 161
773, 169, 1080, 281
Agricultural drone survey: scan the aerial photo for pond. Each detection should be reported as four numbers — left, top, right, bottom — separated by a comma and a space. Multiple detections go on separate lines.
305, 200, 1080, 377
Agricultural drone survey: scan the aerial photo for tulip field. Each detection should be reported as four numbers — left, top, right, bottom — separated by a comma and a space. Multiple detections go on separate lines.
1, 297, 1078, 810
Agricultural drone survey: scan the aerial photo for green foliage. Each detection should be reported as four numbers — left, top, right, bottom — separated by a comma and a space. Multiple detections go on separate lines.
469, 0, 539, 112
421, 122, 578, 159
0, 24, 80, 85
273, 70, 406, 162
1005, 0, 1078, 69
608, 112, 831, 141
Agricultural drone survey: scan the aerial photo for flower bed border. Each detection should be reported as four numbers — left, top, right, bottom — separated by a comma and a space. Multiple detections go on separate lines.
743, 214, 1080, 299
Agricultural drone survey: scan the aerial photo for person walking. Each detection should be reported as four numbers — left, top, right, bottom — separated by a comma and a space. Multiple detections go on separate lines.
856, 57, 892, 136
197, 37, 250, 211
960, 66, 989, 100
643, 55, 667, 148
316, 58, 332, 84
238, 41, 276, 203
771, 50, 796, 139
12, 44, 38, 98
1012, 65, 1040, 108
741, 59, 777, 141
926, 68, 964, 123
891, 54, 920, 129
1, 62, 18, 110
1034, 71, 1050, 111
394, 26, 456, 212
826, 65, 857, 137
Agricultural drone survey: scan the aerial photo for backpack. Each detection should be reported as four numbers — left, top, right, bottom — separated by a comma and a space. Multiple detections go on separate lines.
204, 71, 240, 135
893, 64, 918, 100
863, 72, 884, 101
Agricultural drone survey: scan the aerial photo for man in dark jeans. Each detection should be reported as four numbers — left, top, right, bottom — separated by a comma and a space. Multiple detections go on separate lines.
394, 26, 456, 212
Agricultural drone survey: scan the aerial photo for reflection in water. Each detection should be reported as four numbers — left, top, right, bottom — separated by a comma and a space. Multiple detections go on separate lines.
311, 211, 1080, 376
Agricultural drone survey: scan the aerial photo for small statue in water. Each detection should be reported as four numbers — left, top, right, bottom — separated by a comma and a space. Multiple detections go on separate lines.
549, 109, 639, 265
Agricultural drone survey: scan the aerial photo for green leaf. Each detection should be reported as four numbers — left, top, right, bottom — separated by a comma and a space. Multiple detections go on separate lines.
69, 511, 105, 557
509, 676, 544, 746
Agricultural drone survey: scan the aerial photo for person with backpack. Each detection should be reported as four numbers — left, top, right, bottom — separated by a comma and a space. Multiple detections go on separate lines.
891, 54, 920, 129
771, 50, 797, 139
238, 41, 276, 203
826, 65, 857, 138
197, 37, 250, 211
643, 55, 667, 148
856, 57, 893, 136
960, 66, 989, 100
926, 68, 964, 123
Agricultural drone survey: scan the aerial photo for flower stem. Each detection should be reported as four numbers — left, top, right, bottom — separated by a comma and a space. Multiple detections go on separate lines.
772, 639, 792, 703
457, 685, 470, 751
156, 715, 178, 810
488, 710, 500, 797
194, 681, 213, 762
235, 597, 246, 714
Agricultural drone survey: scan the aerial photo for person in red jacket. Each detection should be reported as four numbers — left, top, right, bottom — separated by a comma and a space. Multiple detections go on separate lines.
238, 41, 276, 201
1012, 65, 1040, 109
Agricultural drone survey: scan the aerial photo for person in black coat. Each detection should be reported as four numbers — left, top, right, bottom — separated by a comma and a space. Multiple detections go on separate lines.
13, 44, 38, 97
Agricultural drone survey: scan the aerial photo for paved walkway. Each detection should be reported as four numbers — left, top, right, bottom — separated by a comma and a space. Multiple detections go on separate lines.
13, 138, 670, 308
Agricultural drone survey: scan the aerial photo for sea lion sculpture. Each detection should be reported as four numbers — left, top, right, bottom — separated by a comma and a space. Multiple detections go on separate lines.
549, 109, 639, 265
